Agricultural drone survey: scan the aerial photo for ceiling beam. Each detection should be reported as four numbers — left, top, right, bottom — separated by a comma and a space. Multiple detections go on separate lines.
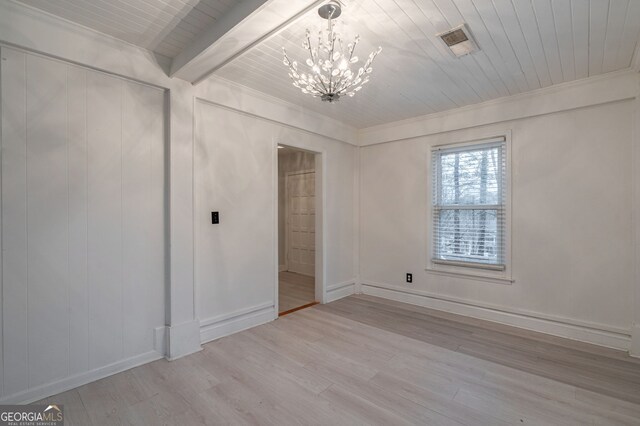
170, 0, 324, 84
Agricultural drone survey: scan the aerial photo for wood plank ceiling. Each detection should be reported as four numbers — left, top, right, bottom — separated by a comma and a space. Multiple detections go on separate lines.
16, 0, 237, 58
215, 0, 640, 128
15, 0, 640, 128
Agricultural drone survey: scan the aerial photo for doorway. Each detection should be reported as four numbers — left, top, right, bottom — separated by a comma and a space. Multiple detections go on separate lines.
277, 145, 319, 315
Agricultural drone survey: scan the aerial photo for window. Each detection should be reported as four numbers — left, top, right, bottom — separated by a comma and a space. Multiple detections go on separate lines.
431, 137, 506, 270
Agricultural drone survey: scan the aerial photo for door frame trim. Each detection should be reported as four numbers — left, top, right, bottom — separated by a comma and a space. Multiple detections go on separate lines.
274, 145, 326, 316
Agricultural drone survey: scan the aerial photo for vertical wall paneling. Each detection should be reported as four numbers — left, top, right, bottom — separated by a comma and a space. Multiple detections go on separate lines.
1, 47, 29, 396
153, 88, 167, 337
122, 82, 148, 358
66, 65, 89, 376
25, 54, 70, 388
122, 81, 165, 358
87, 71, 124, 369
0, 47, 166, 402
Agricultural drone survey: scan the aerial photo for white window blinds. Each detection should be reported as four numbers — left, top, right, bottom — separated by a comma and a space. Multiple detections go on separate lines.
432, 138, 506, 270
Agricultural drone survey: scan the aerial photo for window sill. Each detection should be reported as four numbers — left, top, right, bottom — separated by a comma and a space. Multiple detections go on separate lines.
432, 259, 505, 271
425, 266, 514, 285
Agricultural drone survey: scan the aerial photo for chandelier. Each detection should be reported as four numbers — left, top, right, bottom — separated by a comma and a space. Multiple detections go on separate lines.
282, 1, 382, 103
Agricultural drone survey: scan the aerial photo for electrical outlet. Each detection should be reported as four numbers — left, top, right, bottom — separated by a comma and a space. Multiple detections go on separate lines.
406, 273, 412, 283
211, 211, 219, 224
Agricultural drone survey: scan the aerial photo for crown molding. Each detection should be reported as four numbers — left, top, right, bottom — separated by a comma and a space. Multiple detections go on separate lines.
358, 69, 639, 146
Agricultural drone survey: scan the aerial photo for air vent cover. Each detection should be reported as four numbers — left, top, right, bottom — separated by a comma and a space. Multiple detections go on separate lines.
437, 24, 478, 58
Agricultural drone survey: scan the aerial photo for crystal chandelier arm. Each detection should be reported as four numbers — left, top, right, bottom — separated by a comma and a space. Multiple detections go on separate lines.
315, 74, 330, 93
327, 17, 336, 94
310, 79, 325, 95
347, 36, 359, 62
305, 32, 315, 64
311, 35, 332, 94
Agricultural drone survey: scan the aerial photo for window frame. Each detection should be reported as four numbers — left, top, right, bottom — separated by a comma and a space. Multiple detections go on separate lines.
426, 133, 512, 283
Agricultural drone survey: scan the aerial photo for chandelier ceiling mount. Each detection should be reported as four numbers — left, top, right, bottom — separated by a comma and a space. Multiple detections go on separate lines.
317, 2, 342, 20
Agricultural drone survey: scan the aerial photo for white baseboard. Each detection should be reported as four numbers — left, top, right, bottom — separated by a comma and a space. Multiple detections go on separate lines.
167, 319, 202, 360
326, 280, 356, 303
200, 302, 275, 344
631, 324, 640, 358
0, 351, 163, 405
361, 282, 631, 351
154, 326, 168, 355
354, 276, 362, 294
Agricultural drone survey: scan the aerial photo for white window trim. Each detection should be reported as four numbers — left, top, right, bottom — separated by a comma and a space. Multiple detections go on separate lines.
426, 131, 513, 284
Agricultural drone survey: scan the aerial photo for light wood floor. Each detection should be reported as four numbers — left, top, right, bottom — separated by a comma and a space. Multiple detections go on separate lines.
38, 295, 640, 425
278, 271, 315, 314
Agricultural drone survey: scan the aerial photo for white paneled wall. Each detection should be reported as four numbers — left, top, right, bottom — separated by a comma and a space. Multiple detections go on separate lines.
195, 101, 277, 330
359, 98, 635, 349
195, 100, 358, 341
0, 47, 166, 401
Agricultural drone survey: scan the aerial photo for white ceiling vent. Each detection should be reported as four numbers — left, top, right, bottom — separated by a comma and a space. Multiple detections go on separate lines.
437, 24, 479, 58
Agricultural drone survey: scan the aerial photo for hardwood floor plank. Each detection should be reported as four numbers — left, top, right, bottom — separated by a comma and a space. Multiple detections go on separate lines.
574, 388, 640, 421
279, 271, 315, 314
177, 386, 256, 426
319, 384, 415, 426
324, 295, 640, 405
368, 372, 510, 426
38, 295, 640, 425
